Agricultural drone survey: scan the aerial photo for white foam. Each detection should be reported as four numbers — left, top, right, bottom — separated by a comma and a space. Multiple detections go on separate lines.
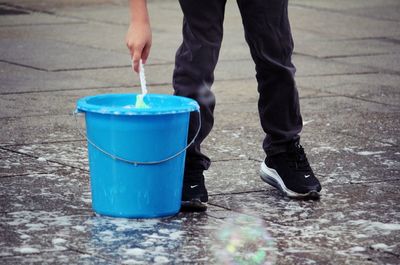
52, 238, 67, 245
125, 248, 146, 256
154, 256, 169, 264
349, 246, 366, 252
122, 259, 141, 264
169, 231, 184, 240
349, 220, 400, 235
356, 151, 385, 156
20, 234, 30, 239
371, 243, 392, 251
73, 225, 85, 231
15, 247, 40, 254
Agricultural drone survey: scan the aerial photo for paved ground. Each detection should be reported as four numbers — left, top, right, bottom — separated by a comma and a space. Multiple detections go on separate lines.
1, 0, 400, 264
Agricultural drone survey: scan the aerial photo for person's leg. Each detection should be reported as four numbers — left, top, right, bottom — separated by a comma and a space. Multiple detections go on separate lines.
236, 0, 301, 154
174, 0, 227, 210
236, 0, 321, 198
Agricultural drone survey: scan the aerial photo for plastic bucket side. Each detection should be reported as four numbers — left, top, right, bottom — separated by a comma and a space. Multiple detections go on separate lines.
83, 110, 191, 218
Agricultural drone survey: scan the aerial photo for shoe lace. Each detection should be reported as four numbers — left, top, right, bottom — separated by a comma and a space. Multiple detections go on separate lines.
286, 143, 311, 171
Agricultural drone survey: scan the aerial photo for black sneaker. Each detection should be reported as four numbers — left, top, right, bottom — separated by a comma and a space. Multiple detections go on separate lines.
180, 171, 208, 212
260, 141, 321, 199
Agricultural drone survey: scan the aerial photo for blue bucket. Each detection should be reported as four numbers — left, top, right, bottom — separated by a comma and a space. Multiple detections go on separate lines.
75, 93, 200, 218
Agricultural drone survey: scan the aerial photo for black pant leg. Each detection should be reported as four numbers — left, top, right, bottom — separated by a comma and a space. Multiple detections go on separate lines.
237, 0, 303, 156
173, 0, 227, 172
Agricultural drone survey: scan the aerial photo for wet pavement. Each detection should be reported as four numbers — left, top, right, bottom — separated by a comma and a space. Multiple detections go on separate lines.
1, 0, 399, 264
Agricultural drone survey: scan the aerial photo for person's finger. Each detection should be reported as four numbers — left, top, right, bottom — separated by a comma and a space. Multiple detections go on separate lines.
128, 45, 134, 58
132, 47, 143, 73
126, 37, 134, 58
141, 43, 151, 65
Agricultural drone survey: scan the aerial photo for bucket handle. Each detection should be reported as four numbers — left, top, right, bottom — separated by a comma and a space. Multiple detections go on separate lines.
73, 109, 201, 166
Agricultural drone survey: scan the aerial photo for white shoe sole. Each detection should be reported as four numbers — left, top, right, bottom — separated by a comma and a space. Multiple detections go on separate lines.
260, 162, 320, 199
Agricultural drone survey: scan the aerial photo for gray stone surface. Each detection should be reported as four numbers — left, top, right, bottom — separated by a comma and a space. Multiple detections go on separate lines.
65, 55, 373, 87
0, 38, 130, 71
0, 149, 64, 177
333, 54, 400, 74
297, 73, 400, 106
0, 10, 83, 26
0, 115, 80, 146
0, 0, 399, 264
289, 5, 400, 39
209, 183, 400, 264
0, 62, 110, 94
294, 38, 400, 59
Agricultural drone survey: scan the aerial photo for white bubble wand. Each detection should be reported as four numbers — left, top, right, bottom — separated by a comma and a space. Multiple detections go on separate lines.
134, 59, 149, 108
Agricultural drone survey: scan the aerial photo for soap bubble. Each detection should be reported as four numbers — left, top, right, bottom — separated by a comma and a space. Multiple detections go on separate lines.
213, 214, 277, 265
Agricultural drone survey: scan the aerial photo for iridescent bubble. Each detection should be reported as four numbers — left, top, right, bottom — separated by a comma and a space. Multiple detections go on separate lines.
213, 214, 277, 265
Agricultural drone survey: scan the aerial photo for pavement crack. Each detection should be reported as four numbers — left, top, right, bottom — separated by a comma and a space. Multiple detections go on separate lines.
323, 52, 397, 59
0, 59, 49, 72
1, 139, 84, 147
0, 21, 85, 28
298, 71, 380, 77
0, 146, 89, 173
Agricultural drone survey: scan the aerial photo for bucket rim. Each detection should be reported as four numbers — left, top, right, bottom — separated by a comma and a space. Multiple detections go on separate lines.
76, 93, 199, 116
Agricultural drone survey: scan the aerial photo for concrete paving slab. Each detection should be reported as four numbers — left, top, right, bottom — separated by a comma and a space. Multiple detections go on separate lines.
4, 141, 89, 171
213, 79, 326, 105
68, 213, 220, 264
297, 73, 400, 106
0, 23, 165, 65
0, 10, 83, 26
289, 5, 400, 39
0, 251, 110, 265
206, 160, 266, 195
0, 211, 94, 257
290, 0, 400, 11
299, 96, 400, 146
0, 0, 399, 264
294, 38, 400, 59
324, 83, 399, 107
7, 117, 396, 190
0, 149, 63, 177
55, 4, 131, 25
65, 55, 372, 93
0, 80, 323, 119
0, 115, 79, 146
346, 5, 400, 22
209, 182, 400, 263
0, 62, 110, 94
0, 38, 129, 71
291, 0, 400, 22
0, 167, 90, 213
333, 53, 400, 74
7, 3, 334, 64
203, 129, 399, 185
0, 209, 221, 264
331, 110, 400, 147
214, 93, 399, 133
298, 73, 400, 90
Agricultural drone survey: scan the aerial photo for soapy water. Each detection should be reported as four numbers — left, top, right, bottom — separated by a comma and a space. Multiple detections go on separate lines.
213, 214, 277, 265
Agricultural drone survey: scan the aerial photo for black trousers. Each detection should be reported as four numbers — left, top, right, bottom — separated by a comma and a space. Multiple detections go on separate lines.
173, 0, 302, 173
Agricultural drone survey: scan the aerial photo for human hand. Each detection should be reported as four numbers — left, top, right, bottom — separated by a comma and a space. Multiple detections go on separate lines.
126, 21, 152, 73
